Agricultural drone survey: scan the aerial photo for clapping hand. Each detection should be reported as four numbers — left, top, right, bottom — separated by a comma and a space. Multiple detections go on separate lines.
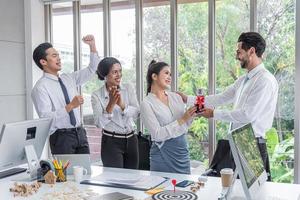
108, 86, 120, 105
105, 86, 120, 113
116, 88, 125, 110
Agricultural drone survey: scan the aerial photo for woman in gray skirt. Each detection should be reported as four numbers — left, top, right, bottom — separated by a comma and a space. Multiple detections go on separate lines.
140, 60, 197, 174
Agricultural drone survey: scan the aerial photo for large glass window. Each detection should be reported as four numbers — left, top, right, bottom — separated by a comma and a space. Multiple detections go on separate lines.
80, 0, 104, 162
52, 2, 74, 73
111, 0, 136, 88
46, 0, 297, 177
143, 0, 171, 94
215, 0, 250, 140
177, 1, 209, 169
81, 0, 104, 124
258, 0, 295, 183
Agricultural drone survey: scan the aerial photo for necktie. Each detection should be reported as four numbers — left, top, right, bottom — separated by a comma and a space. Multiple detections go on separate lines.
58, 77, 77, 126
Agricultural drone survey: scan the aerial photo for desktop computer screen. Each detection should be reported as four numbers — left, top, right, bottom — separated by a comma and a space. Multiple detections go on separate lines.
228, 123, 267, 199
0, 118, 51, 177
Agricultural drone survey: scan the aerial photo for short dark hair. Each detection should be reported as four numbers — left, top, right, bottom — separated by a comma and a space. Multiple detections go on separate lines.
238, 32, 266, 58
96, 57, 121, 80
146, 60, 169, 94
32, 42, 53, 70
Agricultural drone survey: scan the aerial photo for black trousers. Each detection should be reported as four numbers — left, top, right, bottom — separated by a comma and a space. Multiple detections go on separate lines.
50, 127, 90, 154
257, 140, 271, 181
101, 134, 139, 169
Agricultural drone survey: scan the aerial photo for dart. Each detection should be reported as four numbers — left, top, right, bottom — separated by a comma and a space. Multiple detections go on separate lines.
171, 179, 177, 193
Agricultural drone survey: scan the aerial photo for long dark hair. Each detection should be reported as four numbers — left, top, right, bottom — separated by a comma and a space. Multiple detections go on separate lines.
96, 57, 121, 80
146, 60, 169, 94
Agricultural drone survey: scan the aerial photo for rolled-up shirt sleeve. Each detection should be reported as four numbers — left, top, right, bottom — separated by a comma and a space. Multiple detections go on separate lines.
205, 83, 237, 108
31, 86, 69, 129
140, 101, 188, 142
91, 92, 112, 128
73, 52, 101, 86
213, 78, 274, 124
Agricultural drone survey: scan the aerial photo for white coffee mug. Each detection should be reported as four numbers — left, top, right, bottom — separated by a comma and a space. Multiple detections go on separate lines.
73, 166, 88, 183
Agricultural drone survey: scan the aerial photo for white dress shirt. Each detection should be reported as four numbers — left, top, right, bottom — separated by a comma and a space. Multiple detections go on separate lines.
188, 63, 278, 138
141, 91, 193, 142
31, 53, 100, 134
91, 83, 139, 134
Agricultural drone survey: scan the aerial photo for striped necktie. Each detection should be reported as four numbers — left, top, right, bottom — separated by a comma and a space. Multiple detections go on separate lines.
58, 77, 76, 126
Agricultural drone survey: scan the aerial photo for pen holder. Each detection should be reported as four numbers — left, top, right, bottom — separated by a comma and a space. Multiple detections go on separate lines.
55, 168, 67, 182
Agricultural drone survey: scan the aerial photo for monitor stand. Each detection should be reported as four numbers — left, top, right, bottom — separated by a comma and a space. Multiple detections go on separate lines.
0, 145, 40, 180
218, 170, 238, 200
24, 144, 40, 180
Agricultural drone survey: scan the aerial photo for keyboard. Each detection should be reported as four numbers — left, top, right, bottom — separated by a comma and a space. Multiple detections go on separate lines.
0, 167, 26, 179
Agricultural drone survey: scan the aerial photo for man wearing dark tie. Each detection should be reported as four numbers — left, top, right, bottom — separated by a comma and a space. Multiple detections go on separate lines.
31, 35, 100, 154
178, 32, 278, 181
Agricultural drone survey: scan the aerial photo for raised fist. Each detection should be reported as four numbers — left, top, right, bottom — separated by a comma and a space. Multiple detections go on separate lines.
82, 35, 95, 46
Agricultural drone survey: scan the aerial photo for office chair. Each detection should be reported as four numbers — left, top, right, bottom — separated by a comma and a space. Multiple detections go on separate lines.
202, 139, 236, 177
137, 131, 151, 170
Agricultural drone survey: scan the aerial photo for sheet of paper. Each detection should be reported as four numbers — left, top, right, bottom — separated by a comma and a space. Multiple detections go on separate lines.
90, 172, 167, 189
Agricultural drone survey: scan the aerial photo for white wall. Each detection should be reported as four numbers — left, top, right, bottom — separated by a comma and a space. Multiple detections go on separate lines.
0, 0, 45, 128
0, 0, 26, 127
24, 0, 46, 119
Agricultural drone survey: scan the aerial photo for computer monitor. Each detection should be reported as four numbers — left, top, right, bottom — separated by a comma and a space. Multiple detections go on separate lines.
0, 118, 51, 178
228, 123, 267, 200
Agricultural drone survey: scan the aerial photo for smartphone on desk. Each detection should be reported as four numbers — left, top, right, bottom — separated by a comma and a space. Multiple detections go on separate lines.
176, 180, 194, 187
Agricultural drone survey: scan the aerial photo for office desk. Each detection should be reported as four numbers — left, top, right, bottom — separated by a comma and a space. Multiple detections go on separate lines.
1, 166, 300, 200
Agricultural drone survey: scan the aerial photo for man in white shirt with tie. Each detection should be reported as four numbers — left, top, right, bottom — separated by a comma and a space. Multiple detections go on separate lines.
179, 32, 278, 181
31, 35, 100, 154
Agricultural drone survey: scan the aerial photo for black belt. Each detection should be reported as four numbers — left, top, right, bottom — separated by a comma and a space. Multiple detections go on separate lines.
256, 137, 266, 144
56, 127, 83, 132
103, 129, 134, 138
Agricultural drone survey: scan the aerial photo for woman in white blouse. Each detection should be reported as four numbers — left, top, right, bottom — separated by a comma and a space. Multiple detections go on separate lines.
140, 60, 197, 174
91, 57, 140, 169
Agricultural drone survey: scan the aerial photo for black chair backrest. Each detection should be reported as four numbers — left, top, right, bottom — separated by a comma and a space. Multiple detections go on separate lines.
206, 139, 236, 177
137, 132, 152, 170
